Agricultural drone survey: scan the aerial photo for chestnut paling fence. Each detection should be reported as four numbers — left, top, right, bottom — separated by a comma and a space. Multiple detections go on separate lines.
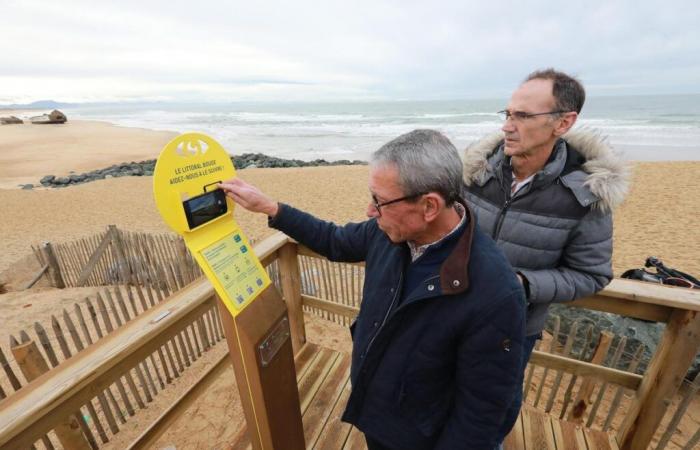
1, 231, 699, 449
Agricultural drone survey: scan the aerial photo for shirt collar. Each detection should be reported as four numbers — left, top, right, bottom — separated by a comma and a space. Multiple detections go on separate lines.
407, 202, 466, 262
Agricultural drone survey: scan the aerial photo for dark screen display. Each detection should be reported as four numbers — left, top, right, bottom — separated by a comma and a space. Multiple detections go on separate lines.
183, 189, 228, 229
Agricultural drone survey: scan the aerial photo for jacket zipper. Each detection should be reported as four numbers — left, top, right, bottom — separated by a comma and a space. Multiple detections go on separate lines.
493, 197, 511, 239
362, 271, 403, 359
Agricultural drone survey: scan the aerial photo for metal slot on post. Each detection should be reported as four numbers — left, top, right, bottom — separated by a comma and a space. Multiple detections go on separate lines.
258, 317, 290, 367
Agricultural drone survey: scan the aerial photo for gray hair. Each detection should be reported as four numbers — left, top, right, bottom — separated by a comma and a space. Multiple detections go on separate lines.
371, 129, 462, 205
525, 68, 586, 114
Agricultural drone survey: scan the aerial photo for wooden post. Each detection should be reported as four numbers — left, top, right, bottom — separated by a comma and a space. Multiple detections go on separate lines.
278, 242, 306, 355
109, 225, 131, 284
11, 340, 91, 450
22, 264, 48, 290
217, 286, 305, 450
618, 309, 700, 449
41, 242, 65, 289
568, 330, 614, 423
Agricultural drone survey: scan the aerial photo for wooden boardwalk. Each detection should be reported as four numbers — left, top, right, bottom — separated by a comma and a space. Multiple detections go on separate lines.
230, 343, 619, 450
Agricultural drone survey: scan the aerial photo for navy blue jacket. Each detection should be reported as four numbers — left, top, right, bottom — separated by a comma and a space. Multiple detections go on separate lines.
270, 200, 525, 449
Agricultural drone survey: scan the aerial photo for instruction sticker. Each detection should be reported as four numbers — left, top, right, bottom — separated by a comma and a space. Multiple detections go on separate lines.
199, 232, 270, 310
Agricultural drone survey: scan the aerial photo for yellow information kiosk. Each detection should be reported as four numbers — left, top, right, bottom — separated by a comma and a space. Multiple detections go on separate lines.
153, 133, 304, 450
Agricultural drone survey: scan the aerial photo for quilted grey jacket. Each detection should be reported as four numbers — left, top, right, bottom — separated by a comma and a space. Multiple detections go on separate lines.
462, 130, 629, 336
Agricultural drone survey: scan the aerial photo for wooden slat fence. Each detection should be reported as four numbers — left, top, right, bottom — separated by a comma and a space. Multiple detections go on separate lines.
0, 276, 224, 449
31, 226, 202, 290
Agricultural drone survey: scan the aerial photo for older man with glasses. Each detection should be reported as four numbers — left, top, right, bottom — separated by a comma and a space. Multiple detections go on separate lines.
220, 129, 525, 449
462, 69, 629, 441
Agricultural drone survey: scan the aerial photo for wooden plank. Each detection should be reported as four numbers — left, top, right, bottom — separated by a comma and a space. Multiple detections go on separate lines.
113, 287, 132, 322
109, 225, 131, 284
33, 322, 60, 368
560, 325, 594, 419
303, 353, 351, 448
297, 349, 338, 414
175, 332, 191, 368
596, 278, 700, 313
602, 344, 644, 432
51, 315, 73, 361
343, 426, 367, 450
95, 292, 115, 333
195, 316, 210, 352
74, 303, 94, 346
524, 339, 543, 402
22, 264, 48, 290
204, 308, 218, 344
313, 377, 354, 450
584, 427, 617, 450
546, 320, 580, 414
278, 243, 306, 354
53, 243, 70, 287
211, 303, 225, 341
185, 324, 201, 359
140, 357, 160, 398
162, 340, 181, 378
171, 336, 186, 373
0, 348, 22, 391
570, 295, 671, 323
302, 294, 360, 319
155, 345, 173, 385
522, 408, 556, 449
618, 308, 700, 449
103, 289, 124, 328
534, 317, 561, 408
587, 336, 627, 428
133, 363, 153, 404
131, 284, 149, 314
655, 372, 700, 448
504, 409, 524, 450
41, 242, 66, 289
569, 331, 615, 423
683, 427, 700, 450
85, 298, 104, 340
551, 419, 587, 449
76, 229, 114, 287
294, 343, 321, 381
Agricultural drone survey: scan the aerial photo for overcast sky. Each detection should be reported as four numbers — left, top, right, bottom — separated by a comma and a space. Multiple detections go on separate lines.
2, 0, 699, 104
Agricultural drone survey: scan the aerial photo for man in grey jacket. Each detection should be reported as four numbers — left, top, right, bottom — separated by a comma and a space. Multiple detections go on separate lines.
462, 68, 629, 439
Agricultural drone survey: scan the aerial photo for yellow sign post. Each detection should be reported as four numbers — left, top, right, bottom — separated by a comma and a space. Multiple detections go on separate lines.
153, 133, 304, 449
152, 132, 270, 316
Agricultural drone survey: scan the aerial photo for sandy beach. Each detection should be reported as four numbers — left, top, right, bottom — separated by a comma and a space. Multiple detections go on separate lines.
0, 119, 699, 448
0, 113, 176, 189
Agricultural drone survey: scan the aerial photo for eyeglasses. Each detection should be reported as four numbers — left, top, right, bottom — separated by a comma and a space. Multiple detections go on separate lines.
497, 109, 569, 121
371, 192, 425, 216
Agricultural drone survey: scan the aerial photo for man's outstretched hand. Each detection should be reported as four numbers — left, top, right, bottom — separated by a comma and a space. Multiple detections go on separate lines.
219, 178, 279, 217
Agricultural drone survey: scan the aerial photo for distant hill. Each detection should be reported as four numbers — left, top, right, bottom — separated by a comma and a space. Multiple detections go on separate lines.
0, 100, 75, 109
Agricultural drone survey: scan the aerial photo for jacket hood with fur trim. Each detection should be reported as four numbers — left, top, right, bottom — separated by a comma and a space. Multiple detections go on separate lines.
462, 129, 630, 213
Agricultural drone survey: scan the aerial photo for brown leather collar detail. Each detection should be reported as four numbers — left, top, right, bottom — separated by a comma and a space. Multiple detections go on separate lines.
439, 198, 474, 295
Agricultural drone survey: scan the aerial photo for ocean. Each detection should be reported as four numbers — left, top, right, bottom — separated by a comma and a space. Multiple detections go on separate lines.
67, 94, 700, 162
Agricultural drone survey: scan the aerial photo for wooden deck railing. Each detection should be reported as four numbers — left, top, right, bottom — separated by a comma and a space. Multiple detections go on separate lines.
1, 232, 699, 450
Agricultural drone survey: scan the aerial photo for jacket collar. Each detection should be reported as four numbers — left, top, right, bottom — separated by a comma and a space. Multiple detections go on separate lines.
462, 129, 630, 212
438, 198, 475, 295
